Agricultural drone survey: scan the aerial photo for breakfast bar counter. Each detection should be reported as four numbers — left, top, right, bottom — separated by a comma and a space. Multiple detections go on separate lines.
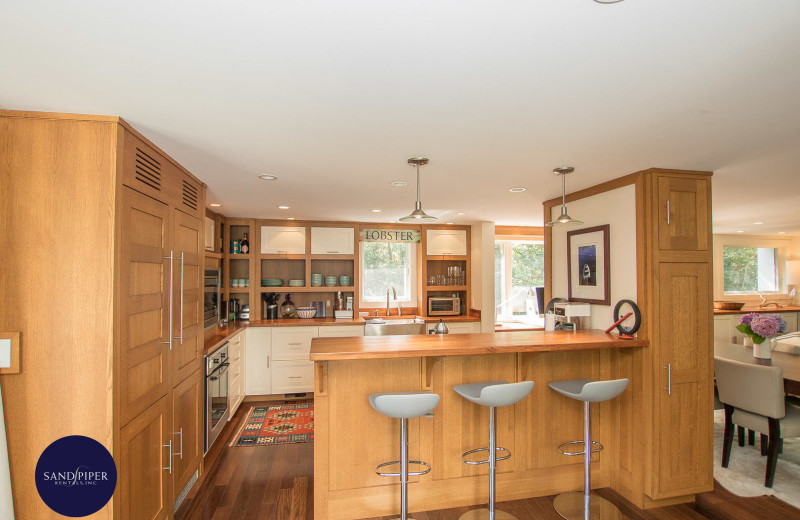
311, 330, 648, 520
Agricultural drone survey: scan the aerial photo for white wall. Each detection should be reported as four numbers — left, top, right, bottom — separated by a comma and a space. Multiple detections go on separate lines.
471, 221, 496, 332
550, 184, 637, 330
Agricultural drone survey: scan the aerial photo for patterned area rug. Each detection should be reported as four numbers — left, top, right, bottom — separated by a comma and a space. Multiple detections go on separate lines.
231, 403, 314, 446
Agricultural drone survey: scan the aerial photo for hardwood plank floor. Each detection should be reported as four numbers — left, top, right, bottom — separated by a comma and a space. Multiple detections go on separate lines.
177, 401, 800, 520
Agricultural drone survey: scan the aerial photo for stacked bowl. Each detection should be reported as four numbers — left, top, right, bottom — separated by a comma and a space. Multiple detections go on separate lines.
262, 278, 283, 287
324, 275, 338, 286
288, 279, 305, 287
338, 275, 352, 286
311, 273, 323, 287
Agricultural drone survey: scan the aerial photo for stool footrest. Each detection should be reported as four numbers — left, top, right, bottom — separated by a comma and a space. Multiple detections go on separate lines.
556, 440, 603, 456
375, 460, 431, 477
460, 446, 511, 465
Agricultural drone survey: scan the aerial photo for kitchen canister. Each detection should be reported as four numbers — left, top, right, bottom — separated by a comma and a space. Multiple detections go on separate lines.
230, 240, 240, 254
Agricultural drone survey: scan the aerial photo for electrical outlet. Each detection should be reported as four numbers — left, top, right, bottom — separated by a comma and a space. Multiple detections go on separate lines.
0, 339, 10, 369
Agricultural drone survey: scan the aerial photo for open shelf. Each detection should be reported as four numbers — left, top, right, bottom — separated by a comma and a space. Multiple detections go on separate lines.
425, 285, 468, 292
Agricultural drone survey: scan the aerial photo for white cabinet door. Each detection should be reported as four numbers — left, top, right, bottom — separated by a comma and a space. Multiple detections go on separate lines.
713, 316, 734, 343
272, 326, 318, 361
204, 216, 215, 251
779, 312, 798, 333
310, 227, 355, 255
271, 360, 314, 394
260, 226, 306, 255
426, 229, 467, 256
245, 327, 272, 395
426, 321, 479, 334
317, 325, 365, 337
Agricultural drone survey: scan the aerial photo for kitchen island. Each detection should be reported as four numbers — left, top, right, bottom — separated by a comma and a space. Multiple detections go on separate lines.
310, 330, 647, 520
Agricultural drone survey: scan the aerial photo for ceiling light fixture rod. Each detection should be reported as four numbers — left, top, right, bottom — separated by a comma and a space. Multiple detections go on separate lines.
545, 166, 583, 227
400, 157, 437, 222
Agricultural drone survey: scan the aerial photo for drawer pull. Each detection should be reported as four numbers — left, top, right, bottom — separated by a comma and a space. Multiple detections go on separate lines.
288, 342, 302, 346
327, 250, 339, 254
288, 376, 302, 379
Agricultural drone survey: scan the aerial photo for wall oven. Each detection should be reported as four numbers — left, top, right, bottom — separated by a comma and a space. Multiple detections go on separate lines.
204, 343, 229, 453
204, 268, 221, 329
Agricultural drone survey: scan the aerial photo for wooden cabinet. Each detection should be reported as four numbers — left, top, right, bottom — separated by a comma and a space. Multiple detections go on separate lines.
172, 371, 203, 500
311, 227, 355, 255
426, 229, 467, 256
260, 225, 306, 254
172, 209, 204, 385
245, 327, 272, 395
272, 360, 315, 394
228, 330, 246, 417
656, 176, 710, 253
650, 262, 713, 498
0, 112, 207, 520
119, 187, 172, 427
119, 396, 171, 520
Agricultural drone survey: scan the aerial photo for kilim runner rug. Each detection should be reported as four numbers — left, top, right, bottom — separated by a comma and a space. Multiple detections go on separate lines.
231, 403, 314, 446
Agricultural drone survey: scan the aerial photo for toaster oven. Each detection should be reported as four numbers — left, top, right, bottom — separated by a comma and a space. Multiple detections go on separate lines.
428, 297, 461, 316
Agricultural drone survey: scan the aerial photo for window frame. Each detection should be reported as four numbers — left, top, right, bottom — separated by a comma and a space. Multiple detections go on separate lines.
713, 234, 792, 301
494, 234, 545, 325
359, 241, 417, 306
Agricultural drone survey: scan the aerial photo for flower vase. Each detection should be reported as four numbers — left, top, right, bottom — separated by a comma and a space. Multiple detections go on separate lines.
753, 339, 774, 359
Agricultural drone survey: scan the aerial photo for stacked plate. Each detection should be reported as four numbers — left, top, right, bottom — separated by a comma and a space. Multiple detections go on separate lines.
288, 279, 305, 287
311, 273, 323, 287
262, 278, 283, 287
338, 275, 352, 286
324, 275, 338, 286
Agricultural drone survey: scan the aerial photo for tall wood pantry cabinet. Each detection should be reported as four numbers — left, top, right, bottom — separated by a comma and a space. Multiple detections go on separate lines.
0, 110, 205, 519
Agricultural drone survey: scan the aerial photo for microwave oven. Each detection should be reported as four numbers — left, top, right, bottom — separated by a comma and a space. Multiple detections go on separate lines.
428, 297, 461, 316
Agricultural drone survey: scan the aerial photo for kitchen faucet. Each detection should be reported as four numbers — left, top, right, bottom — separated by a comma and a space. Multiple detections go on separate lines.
386, 287, 396, 316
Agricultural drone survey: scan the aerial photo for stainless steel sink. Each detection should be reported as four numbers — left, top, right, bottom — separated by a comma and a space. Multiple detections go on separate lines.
364, 318, 426, 336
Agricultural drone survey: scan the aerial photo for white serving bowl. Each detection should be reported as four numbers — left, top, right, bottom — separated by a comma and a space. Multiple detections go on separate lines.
296, 307, 317, 319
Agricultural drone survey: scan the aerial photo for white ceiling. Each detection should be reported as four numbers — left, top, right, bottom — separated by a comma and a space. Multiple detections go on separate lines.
3, 1, 800, 233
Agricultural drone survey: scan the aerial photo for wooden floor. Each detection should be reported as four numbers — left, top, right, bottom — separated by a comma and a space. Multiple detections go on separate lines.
177, 400, 800, 520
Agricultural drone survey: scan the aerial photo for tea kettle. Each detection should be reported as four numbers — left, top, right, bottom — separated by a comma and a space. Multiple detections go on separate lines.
431, 319, 449, 334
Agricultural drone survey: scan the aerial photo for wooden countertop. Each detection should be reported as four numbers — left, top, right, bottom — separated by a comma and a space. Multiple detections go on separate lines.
309, 329, 647, 361
714, 305, 800, 315
203, 315, 481, 355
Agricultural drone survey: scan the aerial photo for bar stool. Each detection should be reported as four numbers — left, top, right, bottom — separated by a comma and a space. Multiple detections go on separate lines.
369, 391, 441, 520
548, 378, 629, 520
454, 380, 535, 520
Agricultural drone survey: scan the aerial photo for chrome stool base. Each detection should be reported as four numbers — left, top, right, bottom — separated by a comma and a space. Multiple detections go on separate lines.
553, 492, 624, 520
458, 507, 520, 520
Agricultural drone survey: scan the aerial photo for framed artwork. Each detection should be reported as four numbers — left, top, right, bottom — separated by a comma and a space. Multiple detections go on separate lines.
567, 225, 610, 305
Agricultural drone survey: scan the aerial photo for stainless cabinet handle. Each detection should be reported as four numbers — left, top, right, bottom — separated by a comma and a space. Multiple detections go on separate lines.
665, 200, 671, 224
288, 342, 302, 346
163, 251, 173, 349
175, 252, 185, 344
174, 428, 183, 459
163, 440, 173, 474
267, 356, 270, 369
288, 376, 302, 379
665, 363, 672, 396
326, 250, 339, 254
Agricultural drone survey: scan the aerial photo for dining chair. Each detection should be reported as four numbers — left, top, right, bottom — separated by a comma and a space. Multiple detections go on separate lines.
714, 356, 800, 487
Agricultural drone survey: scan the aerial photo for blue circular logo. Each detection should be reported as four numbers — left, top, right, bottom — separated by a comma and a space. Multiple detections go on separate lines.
35, 435, 117, 517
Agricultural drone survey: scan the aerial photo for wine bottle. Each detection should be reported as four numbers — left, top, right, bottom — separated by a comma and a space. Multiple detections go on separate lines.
240, 233, 249, 254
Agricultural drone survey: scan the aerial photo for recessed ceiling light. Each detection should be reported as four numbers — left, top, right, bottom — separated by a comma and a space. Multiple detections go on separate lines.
446, 222, 454, 225
508, 187, 526, 193
278, 205, 290, 209
778, 232, 786, 235
286, 217, 295, 220
754, 222, 764, 225
258, 174, 278, 180
209, 203, 221, 207
457, 212, 466, 216
390, 181, 407, 187
389, 220, 396, 223
371, 209, 381, 213
736, 230, 745, 233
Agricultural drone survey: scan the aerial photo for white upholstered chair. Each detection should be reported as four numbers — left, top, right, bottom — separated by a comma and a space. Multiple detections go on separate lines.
714, 356, 800, 487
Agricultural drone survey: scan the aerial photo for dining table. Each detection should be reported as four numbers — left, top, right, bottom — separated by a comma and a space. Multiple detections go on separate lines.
714, 340, 800, 395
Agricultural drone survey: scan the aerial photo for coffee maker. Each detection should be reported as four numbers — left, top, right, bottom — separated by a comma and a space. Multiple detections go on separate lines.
262, 293, 279, 320
552, 302, 591, 331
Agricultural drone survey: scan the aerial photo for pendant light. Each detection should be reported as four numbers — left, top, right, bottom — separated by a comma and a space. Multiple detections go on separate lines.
545, 166, 583, 226
399, 157, 438, 222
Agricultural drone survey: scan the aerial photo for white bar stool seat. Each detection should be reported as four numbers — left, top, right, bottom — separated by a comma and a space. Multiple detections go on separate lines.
548, 378, 629, 520
453, 380, 534, 520
369, 391, 440, 520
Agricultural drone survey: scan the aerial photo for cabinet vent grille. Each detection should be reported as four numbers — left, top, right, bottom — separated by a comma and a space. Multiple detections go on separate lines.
182, 180, 199, 211
134, 148, 162, 192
